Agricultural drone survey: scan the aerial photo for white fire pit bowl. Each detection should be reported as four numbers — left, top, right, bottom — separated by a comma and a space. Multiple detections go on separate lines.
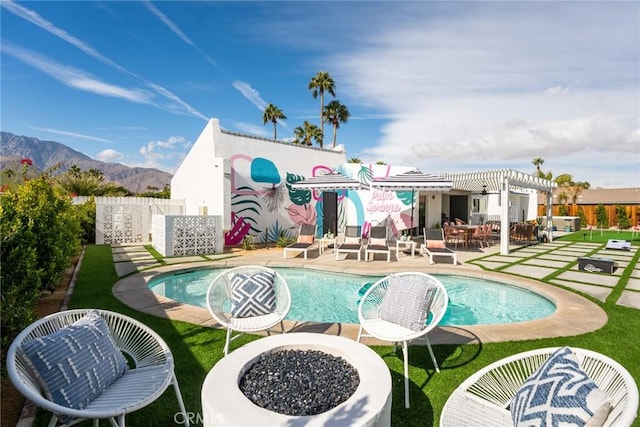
201, 333, 392, 427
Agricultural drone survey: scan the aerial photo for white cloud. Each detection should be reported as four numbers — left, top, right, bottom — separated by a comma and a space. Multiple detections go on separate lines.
138, 136, 192, 171
2, 1, 208, 120
324, 2, 639, 186
1, 42, 153, 103
96, 149, 124, 162
30, 126, 111, 143
232, 81, 268, 111
232, 121, 274, 139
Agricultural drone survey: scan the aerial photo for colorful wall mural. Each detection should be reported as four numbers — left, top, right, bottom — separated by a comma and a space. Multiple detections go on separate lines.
225, 155, 415, 245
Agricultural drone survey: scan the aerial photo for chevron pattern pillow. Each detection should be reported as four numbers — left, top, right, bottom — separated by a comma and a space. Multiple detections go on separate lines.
231, 272, 277, 318
511, 347, 613, 427
379, 276, 435, 331
20, 310, 128, 418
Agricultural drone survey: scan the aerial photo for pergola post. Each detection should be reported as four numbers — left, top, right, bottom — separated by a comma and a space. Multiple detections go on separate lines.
546, 191, 554, 242
500, 174, 510, 255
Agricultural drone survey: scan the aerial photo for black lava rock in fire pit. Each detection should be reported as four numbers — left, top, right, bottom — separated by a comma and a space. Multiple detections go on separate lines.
239, 349, 360, 416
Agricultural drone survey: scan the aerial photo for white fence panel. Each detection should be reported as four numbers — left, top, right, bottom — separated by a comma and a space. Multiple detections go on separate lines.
74, 197, 186, 245
152, 215, 221, 256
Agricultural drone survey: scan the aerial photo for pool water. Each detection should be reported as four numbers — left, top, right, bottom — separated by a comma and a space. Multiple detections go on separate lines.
148, 267, 556, 326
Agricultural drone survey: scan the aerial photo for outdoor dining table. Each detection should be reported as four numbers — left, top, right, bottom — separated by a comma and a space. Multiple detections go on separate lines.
452, 224, 478, 248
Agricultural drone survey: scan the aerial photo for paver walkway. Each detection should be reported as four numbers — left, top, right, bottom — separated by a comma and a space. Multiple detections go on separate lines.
471, 241, 640, 309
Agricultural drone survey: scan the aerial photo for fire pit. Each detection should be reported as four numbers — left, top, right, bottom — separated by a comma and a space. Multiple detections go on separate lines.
201, 333, 392, 426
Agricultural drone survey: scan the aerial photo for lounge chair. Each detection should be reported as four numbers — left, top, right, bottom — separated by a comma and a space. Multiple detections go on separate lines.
357, 272, 449, 408
6, 309, 190, 427
364, 225, 391, 262
335, 225, 363, 261
283, 223, 317, 259
206, 265, 291, 355
420, 228, 457, 265
440, 346, 638, 427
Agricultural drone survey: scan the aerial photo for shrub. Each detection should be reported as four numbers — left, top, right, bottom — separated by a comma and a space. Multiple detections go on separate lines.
614, 205, 630, 229
74, 196, 96, 244
595, 204, 608, 228
0, 175, 82, 350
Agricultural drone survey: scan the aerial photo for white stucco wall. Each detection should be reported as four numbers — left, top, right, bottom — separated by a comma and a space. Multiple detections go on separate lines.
172, 118, 348, 244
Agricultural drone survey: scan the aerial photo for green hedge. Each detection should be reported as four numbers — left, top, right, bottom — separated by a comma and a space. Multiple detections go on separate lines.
0, 175, 83, 350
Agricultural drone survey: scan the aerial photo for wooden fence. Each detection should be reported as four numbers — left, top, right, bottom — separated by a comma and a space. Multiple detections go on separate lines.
537, 203, 640, 228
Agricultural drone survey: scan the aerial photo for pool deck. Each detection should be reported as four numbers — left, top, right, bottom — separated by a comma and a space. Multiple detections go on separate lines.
111, 239, 639, 346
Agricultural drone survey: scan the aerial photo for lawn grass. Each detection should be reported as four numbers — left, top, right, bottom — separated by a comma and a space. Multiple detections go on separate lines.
35, 244, 640, 426
555, 229, 639, 245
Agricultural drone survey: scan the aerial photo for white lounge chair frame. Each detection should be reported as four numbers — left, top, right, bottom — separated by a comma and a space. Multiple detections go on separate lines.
420, 227, 457, 265
357, 272, 449, 408
6, 308, 190, 427
440, 347, 639, 427
335, 225, 363, 261
206, 265, 291, 356
365, 225, 391, 262
283, 223, 317, 259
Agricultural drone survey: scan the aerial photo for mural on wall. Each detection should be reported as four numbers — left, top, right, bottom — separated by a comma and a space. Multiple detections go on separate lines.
227, 154, 295, 245
226, 154, 416, 245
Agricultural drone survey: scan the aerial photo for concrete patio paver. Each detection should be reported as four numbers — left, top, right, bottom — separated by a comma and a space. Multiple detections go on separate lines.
556, 270, 620, 287
549, 280, 613, 302
618, 291, 640, 310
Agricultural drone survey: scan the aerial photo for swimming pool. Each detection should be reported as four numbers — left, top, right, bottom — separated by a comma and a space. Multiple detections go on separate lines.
148, 267, 556, 326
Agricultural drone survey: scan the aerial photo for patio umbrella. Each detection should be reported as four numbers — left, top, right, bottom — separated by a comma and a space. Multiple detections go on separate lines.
371, 170, 452, 234
291, 171, 369, 237
290, 172, 370, 191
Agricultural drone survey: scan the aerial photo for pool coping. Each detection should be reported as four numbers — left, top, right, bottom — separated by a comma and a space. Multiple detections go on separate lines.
112, 254, 607, 346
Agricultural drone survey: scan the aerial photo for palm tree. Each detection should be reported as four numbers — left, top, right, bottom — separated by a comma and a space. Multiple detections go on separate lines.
323, 100, 350, 148
348, 157, 362, 163
262, 103, 286, 141
308, 71, 335, 145
293, 121, 323, 146
532, 157, 545, 178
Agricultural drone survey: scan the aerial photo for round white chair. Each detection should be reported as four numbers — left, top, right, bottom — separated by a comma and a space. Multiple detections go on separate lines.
206, 265, 291, 356
440, 347, 639, 427
6, 308, 189, 427
357, 271, 449, 408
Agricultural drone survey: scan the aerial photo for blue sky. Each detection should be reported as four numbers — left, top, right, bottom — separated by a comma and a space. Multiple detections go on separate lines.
1, 1, 638, 188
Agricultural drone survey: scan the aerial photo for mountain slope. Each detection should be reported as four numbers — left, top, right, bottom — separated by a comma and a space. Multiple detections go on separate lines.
0, 132, 173, 193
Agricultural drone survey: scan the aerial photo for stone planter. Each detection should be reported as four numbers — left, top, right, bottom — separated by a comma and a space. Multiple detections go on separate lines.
201, 333, 392, 427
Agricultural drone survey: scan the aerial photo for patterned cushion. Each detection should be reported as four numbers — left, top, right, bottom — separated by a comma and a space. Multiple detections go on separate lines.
20, 310, 128, 415
344, 236, 360, 245
379, 276, 435, 331
369, 238, 387, 246
231, 272, 276, 318
511, 347, 613, 427
297, 234, 314, 244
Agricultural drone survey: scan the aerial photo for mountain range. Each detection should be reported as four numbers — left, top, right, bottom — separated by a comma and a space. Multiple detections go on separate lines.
0, 132, 173, 193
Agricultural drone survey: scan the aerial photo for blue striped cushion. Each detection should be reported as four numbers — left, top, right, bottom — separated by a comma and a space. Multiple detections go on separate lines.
231, 272, 276, 318
20, 311, 128, 416
511, 347, 612, 427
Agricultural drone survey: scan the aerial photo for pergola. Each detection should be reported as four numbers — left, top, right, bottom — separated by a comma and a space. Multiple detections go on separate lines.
442, 169, 557, 255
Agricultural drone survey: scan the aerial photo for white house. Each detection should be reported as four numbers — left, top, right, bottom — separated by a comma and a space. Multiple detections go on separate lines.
170, 118, 555, 255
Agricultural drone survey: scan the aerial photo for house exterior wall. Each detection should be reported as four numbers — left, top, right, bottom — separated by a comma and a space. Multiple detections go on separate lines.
172, 118, 348, 245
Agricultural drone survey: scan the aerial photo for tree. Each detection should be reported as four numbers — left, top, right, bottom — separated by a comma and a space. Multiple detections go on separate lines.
293, 121, 323, 146
555, 173, 590, 215
532, 157, 544, 177
308, 71, 335, 145
55, 165, 130, 196
323, 100, 350, 149
262, 103, 286, 141
348, 157, 362, 163
376, 161, 387, 165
